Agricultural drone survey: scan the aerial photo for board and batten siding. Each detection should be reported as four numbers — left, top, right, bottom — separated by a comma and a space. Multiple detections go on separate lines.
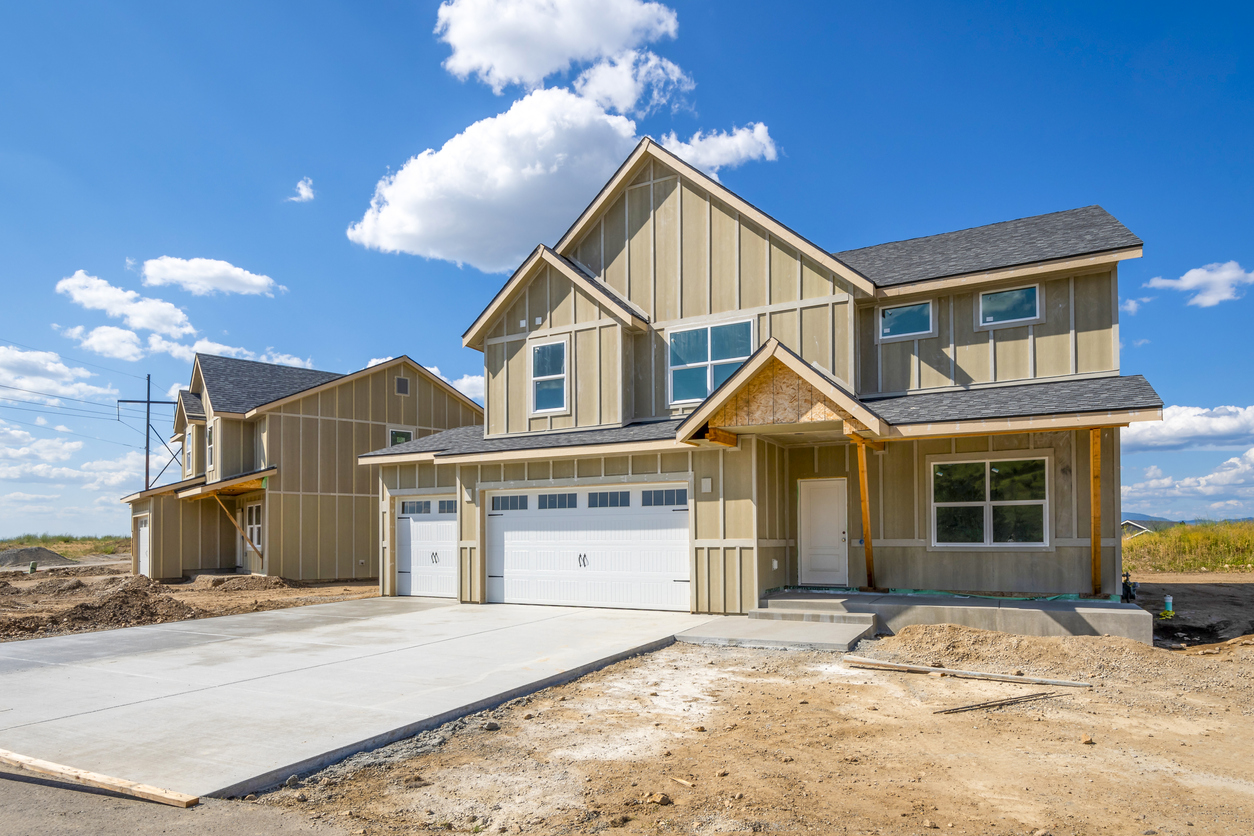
856, 271, 1120, 396
129, 493, 237, 580
478, 157, 859, 436
265, 365, 480, 581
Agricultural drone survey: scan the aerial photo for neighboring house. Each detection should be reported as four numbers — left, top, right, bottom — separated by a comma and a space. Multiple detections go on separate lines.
360, 138, 1162, 614
1121, 518, 1179, 538
123, 354, 483, 581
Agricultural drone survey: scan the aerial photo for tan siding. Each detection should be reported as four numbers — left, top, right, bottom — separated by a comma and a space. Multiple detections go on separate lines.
857, 306, 877, 394
628, 185, 652, 314
574, 328, 598, 426
506, 339, 526, 433
769, 238, 798, 305
632, 332, 652, 421
1036, 278, 1072, 378
994, 325, 1031, 381
1075, 273, 1114, 372
653, 177, 680, 323
578, 225, 603, 277
799, 305, 831, 372
574, 287, 598, 325
769, 309, 799, 355
953, 292, 991, 385
724, 443, 753, 540
710, 200, 738, 314
881, 339, 912, 392
833, 300, 852, 385
801, 256, 832, 300
551, 269, 573, 328
739, 220, 767, 310
681, 182, 708, 319
319, 418, 336, 493
918, 295, 951, 388
486, 343, 505, 435
506, 294, 527, 337
604, 194, 628, 296
599, 326, 619, 424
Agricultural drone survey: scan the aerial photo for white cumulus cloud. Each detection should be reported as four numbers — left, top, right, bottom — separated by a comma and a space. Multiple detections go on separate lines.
0, 420, 83, 463
1122, 447, 1254, 503
146, 335, 311, 368
574, 49, 692, 115
428, 366, 486, 401
142, 256, 284, 297
287, 177, 315, 203
1119, 296, 1153, 315
348, 87, 638, 273
436, 0, 678, 93
366, 357, 395, 368
1123, 404, 1254, 452
1145, 261, 1254, 307
660, 123, 778, 180
64, 325, 144, 362
0, 346, 117, 405
56, 271, 193, 337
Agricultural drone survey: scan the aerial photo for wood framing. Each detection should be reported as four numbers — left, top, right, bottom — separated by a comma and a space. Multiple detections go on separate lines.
855, 439, 876, 589
214, 493, 264, 565
1090, 427, 1102, 594
0, 748, 199, 808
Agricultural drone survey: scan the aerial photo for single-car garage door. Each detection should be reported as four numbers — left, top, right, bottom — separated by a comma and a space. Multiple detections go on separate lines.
396, 498, 458, 597
485, 484, 691, 611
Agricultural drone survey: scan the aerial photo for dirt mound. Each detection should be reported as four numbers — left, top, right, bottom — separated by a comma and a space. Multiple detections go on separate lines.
0, 580, 19, 596
28, 577, 89, 597
0, 547, 76, 568
191, 575, 300, 592
42, 565, 127, 578
0, 575, 202, 639
856, 623, 1182, 685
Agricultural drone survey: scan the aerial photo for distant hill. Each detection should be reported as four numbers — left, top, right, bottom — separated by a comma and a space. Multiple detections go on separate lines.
1121, 512, 1177, 522
1123, 512, 1254, 525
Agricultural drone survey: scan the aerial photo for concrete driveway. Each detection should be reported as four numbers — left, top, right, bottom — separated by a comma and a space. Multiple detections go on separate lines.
0, 598, 712, 799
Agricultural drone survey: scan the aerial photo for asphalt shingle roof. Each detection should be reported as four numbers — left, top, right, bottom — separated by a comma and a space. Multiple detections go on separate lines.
363, 419, 684, 459
865, 375, 1161, 425
197, 354, 344, 414
178, 390, 205, 421
835, 206, 1142, 288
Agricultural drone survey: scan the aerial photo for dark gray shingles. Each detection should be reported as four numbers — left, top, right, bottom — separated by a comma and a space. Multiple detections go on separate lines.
197, 354, 344, 414
866, 375, 1161, 425
178, 390, 205, 420
363, 419, 684, 459
553, 251, 647, 324
835, 206, 1142, 288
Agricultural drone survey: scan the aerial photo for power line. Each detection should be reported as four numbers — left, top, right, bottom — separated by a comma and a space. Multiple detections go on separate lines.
0, 382, 134, 407
0, 395, 146, 421
0, 415, 143, 449
0, 336, 147, 381
0, 402, 147, 433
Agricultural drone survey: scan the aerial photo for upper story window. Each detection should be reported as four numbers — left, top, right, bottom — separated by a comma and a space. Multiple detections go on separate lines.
879, 301, 932, 341
669, 320, 753, 404
531, 341, 566, 412
389, 428, 413, 446
400, 500, 430, 515
206, 424, 215, 469
931, 458, 1048, 547
980, 285, 1039, 326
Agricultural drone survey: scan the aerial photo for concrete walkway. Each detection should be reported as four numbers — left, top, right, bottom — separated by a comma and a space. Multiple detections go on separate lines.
0, 598, 712, 799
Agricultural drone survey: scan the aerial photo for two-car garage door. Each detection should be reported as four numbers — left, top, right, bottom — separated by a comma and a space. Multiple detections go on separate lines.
485, 484, 691, 611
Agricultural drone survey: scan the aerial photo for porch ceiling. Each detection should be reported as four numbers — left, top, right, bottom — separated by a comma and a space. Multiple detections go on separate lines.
175, 466, 276, 499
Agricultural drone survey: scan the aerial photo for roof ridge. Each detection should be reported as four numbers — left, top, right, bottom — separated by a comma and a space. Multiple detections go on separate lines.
834, 205, 1106, 256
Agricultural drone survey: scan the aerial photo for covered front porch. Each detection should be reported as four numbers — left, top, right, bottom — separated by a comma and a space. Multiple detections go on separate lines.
678, 338, 1163, 610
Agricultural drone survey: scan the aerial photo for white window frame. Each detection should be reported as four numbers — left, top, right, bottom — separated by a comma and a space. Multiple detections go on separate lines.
388, 427, 414, 447
975, 283, 1043, 331
184, 425, 195, 476
206, 421, 215, 471
666, 318, 754, 406
926, 450, 1052, 551
875, 300, 936, 344
529, 338, 569, 416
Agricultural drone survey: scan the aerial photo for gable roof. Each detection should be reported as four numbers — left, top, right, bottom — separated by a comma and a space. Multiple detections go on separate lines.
178, 390, 205, 422
552, 138, 879, 297
463, 245, 648, 351
836, 206, 1143, 289
195, 354, 345, 415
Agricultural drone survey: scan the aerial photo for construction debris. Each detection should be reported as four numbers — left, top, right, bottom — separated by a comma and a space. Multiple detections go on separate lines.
933, 691, 1059, 715
0, 747, 198, 808
841, 655, 1091, 687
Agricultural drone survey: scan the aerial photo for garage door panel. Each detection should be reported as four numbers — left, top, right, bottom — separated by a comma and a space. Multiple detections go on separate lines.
486, 485, 691, 611
398, 509, 457, 598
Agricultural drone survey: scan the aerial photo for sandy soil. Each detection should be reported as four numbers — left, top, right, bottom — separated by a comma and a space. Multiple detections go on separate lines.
1130, 571, 1254, 646
0, 563, 378, 641
256, 624, 1254, 836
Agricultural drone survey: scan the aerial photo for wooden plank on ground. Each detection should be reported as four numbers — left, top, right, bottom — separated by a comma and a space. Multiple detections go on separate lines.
0, 748, 199, 808
840, 655, 1091, 687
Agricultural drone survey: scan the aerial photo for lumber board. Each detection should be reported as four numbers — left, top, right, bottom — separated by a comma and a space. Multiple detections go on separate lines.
0, 748, 199, 807
840, 655, 1091, 687
1089, 427, 1102, 595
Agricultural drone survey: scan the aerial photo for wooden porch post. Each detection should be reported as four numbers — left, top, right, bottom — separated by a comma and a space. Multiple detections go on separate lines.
1089, 428, 1102, 595
856, 440, 876, 590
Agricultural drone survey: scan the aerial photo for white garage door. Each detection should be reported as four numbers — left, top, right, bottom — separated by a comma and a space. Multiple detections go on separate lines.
396, 499, 458, 598
485, 484, 691, 611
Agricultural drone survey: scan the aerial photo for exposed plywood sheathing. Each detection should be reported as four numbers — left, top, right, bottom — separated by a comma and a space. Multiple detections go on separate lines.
709, 358, 850, 430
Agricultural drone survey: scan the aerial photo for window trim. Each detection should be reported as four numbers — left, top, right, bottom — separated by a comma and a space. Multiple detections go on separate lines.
184, 425, 195, 476
206, 420, 216, 471
388, 427, 414, 447
666, 318, 755, 407
975, 283, 1043, 331
875, 300, 936, 344
528, 337, 570, 416
926, 450, 1053, 551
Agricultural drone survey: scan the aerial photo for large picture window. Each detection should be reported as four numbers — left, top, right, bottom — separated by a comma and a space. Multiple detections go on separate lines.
531, 341, 566, 412
931, 458, 1048, 547
669, 320, 752, 404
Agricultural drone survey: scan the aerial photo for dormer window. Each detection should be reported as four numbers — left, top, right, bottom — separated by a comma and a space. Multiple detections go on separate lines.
206, 423, 214, 470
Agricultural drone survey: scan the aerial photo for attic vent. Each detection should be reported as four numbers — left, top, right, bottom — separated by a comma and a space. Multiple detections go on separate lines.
395, 376, 410, 396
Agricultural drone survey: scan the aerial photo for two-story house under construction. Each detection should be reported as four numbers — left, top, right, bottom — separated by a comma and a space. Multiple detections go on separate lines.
123, 354, 482, 581
361, 139, 1161, 638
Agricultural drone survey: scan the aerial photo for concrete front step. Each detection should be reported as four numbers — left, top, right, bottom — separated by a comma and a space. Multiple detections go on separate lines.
748, 607, 875, 626
676, 616, 876, 652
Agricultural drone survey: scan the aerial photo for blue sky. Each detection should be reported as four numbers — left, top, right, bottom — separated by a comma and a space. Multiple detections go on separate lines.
1, 0, 1251, 535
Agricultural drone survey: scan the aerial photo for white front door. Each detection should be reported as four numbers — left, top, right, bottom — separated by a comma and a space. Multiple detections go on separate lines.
799, 478, 849, 586
243, 503, 263, 571
485, 485, 691, 611
136, 517, 150, 577
396, 499, 457, 597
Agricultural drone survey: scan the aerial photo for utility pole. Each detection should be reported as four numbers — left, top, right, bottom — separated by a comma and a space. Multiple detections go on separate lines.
119, 374, 177, 491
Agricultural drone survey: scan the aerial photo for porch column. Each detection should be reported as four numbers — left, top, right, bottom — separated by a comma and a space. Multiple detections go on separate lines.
855, 440, 876, 590
1089, 428, 1102, 595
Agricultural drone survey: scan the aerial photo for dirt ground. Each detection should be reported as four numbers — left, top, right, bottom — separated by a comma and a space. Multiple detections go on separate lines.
254, 621, 1253, 836
1130, 571, 1254, 647
0, 560, 378, 641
